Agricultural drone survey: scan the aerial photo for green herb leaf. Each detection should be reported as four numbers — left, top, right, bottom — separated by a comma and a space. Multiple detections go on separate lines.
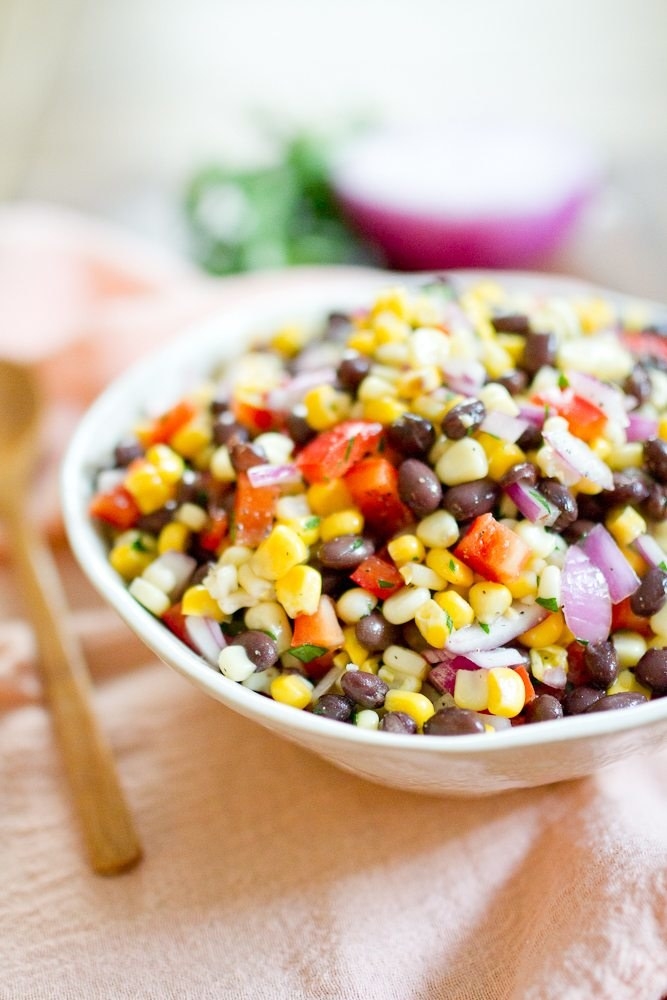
304, 516, 321, 530
130, 535, 150, 553
558, 373, 570, 389
536, 596, 560, 612
660, 561, 667, 572
289, 644, 328, 663
448, 558, 456, 572
479, 622, 491, 634
529, 489, 553, 513
378, 580, 395, 589
444, 611, 454, 632
344, 435, 357, 462
350, 538, 364, 550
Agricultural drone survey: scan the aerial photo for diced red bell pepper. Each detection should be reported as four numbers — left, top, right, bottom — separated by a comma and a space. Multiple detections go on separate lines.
531, 388, 606, 442
296, 420, 383, 484
454, 513, 531, 585
232, 393, 284, 434
621, 330, 667, 364
565, 640, 591, 687
144, 398, 198, 445
302, 649, 337, 682
350, 554, 404, 599
344, 457, 412, 536
89, 484, 140, 530
198, 510, 229, 554
162, 602, 197, 647
514, 664, 536, 704
291, 595, 344, 650
611, 595, 652, 637
233, 472, 279, 547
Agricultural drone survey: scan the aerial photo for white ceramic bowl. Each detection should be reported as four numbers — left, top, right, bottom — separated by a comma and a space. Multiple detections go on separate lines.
61, 268, 667, 797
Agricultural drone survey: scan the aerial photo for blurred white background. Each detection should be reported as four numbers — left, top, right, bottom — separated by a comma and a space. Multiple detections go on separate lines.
1, 0, 666, 294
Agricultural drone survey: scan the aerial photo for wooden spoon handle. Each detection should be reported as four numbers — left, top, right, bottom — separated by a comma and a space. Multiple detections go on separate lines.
9, 511, 142, 874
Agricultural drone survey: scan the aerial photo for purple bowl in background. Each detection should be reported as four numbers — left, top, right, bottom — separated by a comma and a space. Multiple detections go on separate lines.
331, 122, 602, 270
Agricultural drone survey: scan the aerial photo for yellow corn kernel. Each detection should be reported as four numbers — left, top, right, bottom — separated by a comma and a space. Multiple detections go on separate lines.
251, 525, 309, 580
658, 416, 667, 442
109, 534, 156, 581
270, 323, 307, 357
529, 645, 568, 684
607, 443, 644, 472
606, 668, 652, 699
487, 442, 527, 481
307, 478, 353, 516
372, 310, 410, 343
342, 626, 368, 667
371, 287, 410, 321
359, 657, 380, 675
279, 515, 321, 547
468, 582, 513, 624
362, 396, 407, 424
157, 521, 190, 554
181, 584, 225, 621
145, 444, 185, 484
406, 293, 441, 328
481, 340, 514, 380
505, 570, 538, 600
270, 672, 314, 709
576, 296, 615, 333
453, 668, 489, 711
383, 689, 435, 729
415, 599, 453, 648
377, 666, 422, 692
612, 631, 647, 669
169, 418, 212, 459
303, 385, 351, 432
275, 564, 322, 618
519, 610, 565, 648
124, 462, 174, 514
590, 436, 613, 462
495, 333, 526, 363
387, 534, 425, 566
606, 505, 647, 547
434, 590, 474, 629
487, 667, 525, 718
319, 508, 364, 542
426, 549, 474, 588
410, 393, 450, 424
346, 329, 376, 355
621, 545, 647, 575
395, 366, 442, 399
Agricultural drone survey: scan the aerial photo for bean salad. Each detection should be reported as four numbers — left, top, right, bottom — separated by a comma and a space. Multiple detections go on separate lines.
89, 277, 667, 735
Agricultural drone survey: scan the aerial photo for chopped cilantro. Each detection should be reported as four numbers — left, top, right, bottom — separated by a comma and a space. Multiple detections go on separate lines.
350, 538, 364, 550
444, 611, 454, 632
448, 558, 456, 572
479, 622, 490, 634
378, 579, 395, 589
130, 536, 150, 553
558, 373, 570, 389
304, 516, 320, 530
660, 561, 667, 572
529, 489, 553, 513
289, 644, 328, 663
536, 596, 560, 613
344, 435, 357, 462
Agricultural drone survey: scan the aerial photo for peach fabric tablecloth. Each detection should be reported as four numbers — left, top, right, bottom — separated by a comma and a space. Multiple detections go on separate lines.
2, 203, 667, 1000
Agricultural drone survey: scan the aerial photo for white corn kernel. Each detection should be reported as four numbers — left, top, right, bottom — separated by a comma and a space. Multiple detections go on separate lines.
398, 563, 446, 590
175, 503, 208, 531
336, 588, 378, 624
354, 709, 380, 730
237, 562, 277, 601
253, 432, 294, 464
128, 577, 171, 617
514, 521, 556, 559
218, 645, 257, 682
537, 565, 561, 607
382, 644, 428, 679
416, 510, 460, 549
210, 445, 236, 481
242, 665, 280, 693
377, 666, 422, 692
612, 631, 647, 668
220, 545, 253, 566
203, 564, 238, 602
477, 382, 520, 416
454, 669, 489, 711
435, 437, 488, 485
381, 586, 431, 625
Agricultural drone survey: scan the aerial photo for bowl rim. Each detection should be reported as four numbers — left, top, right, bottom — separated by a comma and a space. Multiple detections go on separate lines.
61, 266, 667, 757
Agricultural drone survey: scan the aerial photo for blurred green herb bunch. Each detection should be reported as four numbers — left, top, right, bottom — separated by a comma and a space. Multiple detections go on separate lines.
184, 131, 378, 275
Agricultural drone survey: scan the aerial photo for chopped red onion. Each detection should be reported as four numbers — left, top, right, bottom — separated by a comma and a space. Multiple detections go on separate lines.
625, 412, 658, 442
247, 463, 302, 488
480, 410, 530, 443
504, 480, 559, 526
184, 615, 227, 666
428, 655, 479, 693
579, 524, 640, 603
267, 367, 337, 410
633, 533, 667, 570
542, 425, 614, 490
445, 602, 548, 653
561, 546, 611, 643
441, 358, 486, 395
541, 665, 568, 689
518, 402, 547, 428
566, 371, 628, 426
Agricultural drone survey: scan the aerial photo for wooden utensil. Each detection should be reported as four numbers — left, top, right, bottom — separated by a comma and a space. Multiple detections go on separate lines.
0, 359, 142, 874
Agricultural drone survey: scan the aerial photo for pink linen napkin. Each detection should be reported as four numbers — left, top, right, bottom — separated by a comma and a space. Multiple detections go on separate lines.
1, 203, 667, 1000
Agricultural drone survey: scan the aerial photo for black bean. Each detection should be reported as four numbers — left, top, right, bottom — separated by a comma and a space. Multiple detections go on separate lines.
605, 469, 651, 507
563, 686, 605, 715
562, 519, 597, 544
538, 478, 578, 531
386, 413, 436, 458
355, 612, 402, 651
644, 438, 667, 484
500, 462, 539, 488
635, 648, 667, 694
340, 670, 388, 709
398, 459, 443, 518
584, 691, 648, 713
491, 313, 531, 334
379, 711, 418, 734
337, 352, 371, 391
229, 441, 267, 472
624, 364, 652, 405
285, 407, 315, 447
575, 493, 606, 522
175, 469, 207, 506
496, 370, 529, 396
523, 694, 564, 723
113, 438, 143, 467
521, 331, 557, 375
441, 399, 486, 440
212, 411, 249, 446
643, 483, 667, 521
402, 620, 430, 653
583, 640, 619, 689
516, 423, 543, 451
318, 535, 374, 570
190, 560, 215, 586
136, 501, 178, 534
312, 693, 355, 721
442, 478, 500, 521
630, 567, 667, 617
231, 630, 279, 671
423, 707, 486, 736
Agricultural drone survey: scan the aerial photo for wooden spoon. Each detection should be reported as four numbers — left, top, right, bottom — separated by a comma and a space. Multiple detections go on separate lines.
0, 360, 142, 874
